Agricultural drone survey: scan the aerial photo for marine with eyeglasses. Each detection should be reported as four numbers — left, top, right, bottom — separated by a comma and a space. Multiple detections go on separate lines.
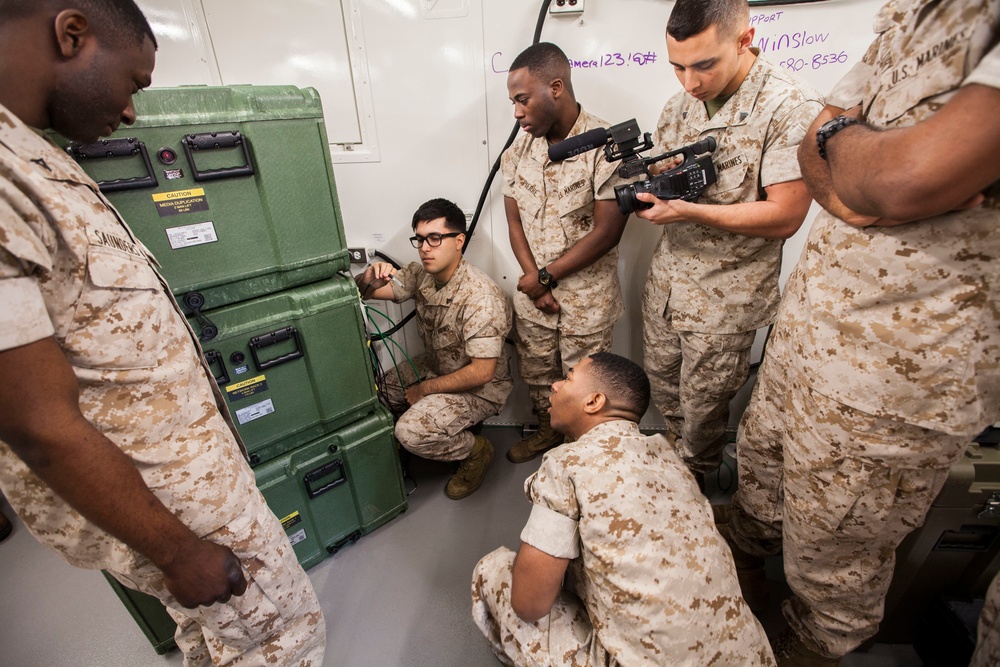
356, 198, 512, 500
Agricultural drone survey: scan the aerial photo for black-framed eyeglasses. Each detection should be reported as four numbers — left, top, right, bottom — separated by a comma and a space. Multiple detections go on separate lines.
409, 232, 462, 248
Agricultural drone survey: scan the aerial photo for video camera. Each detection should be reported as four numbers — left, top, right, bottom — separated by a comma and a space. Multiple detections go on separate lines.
548, 119, 718, 215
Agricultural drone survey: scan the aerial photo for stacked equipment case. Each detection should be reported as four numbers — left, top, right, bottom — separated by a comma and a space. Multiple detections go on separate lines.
66, 85, 406, 653
877, 439, 1000, 648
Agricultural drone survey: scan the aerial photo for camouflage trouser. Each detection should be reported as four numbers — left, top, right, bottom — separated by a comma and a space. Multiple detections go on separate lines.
641, 300, 756, 475
383, 361, 500, 462
729, 330, 970, 658
514, 317, 614, 414
471, 547, 613, 667
971, 571, 1000, 667
109, 487, 325, 666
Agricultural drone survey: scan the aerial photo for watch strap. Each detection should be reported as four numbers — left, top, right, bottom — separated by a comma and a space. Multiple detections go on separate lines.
817, 115, 862, 160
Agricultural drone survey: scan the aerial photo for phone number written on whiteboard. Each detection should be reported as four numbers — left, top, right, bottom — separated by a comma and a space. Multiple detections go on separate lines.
569, 51, 659, 69
779, 51, 849, 72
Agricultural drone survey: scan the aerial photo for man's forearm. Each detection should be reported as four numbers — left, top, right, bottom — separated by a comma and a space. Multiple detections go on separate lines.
0, 337, 246, 608
545, 201, 626, 281
798, 105, 857, 219
677, 191, 808, 239
825, 84, 1000, 221
14, 416, 203, 565
0, 339, 201, 568
415, 358, 497, 396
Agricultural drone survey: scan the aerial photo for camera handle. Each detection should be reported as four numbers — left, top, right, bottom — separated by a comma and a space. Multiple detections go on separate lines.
616, 136, 717, 180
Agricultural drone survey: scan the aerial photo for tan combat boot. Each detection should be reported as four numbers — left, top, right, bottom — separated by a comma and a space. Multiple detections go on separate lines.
445, 435, 494, 500
771, 628, 841, 667
506, 414, 564, 463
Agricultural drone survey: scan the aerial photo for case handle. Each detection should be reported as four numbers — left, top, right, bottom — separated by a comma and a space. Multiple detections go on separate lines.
182, 131, 255, 182
203, 349, 229, 386
249, 327, 304, 371
304, 459, 347, 499
67, 138, 158, 193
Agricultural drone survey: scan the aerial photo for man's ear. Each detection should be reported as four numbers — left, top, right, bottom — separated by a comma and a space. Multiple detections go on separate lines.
53, 10, 93, 60
737, 27, 755, 54
455, 233, 466, 252
582, 392, 606, 416
550, 77, 564, 100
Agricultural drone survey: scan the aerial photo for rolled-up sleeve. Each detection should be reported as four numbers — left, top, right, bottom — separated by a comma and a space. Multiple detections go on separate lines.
520, 503, 580, 559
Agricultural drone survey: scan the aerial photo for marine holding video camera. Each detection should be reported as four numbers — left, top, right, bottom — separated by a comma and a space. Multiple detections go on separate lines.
548, 118, 718, 215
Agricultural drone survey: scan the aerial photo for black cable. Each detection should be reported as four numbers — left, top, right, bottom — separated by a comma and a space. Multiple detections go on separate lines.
373, 250, 401, 269
368, 0, 552, 342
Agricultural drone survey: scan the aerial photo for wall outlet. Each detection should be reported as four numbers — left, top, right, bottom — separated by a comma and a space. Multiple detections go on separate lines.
550, 0, 584, 14
348, 247, 368, 264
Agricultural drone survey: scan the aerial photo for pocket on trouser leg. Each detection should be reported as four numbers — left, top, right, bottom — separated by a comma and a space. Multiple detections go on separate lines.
201, 570, 286, 654
794, 457, 890, 541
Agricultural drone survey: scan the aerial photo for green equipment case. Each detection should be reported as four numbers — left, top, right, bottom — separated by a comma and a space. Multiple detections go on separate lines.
192, 274, 377, 467
877, 441, 1000, 644
102, 572, 178, 655
254, 405, 408, 570
63, 85, 350, 314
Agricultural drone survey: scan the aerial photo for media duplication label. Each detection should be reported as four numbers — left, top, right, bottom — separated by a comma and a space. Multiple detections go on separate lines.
234, 398, 275, 425
153, 187, 209, 217
165, 221, 218, 250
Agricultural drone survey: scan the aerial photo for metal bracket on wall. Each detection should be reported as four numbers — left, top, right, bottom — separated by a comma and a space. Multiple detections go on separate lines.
550, 0, 584, 14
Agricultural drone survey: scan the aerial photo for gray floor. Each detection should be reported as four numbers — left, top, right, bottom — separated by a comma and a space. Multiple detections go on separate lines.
0, 426, 924, 666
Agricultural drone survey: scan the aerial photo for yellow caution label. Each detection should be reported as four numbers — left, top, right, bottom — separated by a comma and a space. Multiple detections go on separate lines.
279, 511, 303, 530
153, 188, 209, 217
152, 188, 206, 202
226, 375, 266, 392
225, 374, 269, 402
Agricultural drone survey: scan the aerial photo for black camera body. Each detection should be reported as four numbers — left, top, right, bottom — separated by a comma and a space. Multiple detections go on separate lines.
613, 137, 718, 215
547, 119, 718, 216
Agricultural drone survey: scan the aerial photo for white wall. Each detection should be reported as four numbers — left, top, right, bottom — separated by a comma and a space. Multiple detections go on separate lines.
136, 0, 885, 425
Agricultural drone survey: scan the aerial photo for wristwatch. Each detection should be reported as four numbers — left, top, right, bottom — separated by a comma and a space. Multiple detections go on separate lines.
537, 267, 558, 289
816, 115, 862, 160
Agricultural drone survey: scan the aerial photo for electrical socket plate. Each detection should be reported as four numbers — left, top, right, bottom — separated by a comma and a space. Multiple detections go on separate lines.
348, 247, 368, 264
549, 0, 584, 15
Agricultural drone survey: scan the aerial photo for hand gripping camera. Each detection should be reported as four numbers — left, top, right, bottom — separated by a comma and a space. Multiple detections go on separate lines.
548, 118, 718, 215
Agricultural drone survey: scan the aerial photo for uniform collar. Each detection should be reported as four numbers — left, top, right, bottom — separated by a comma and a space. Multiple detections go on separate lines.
418, 256, 469, 306
577, 419, 643, 441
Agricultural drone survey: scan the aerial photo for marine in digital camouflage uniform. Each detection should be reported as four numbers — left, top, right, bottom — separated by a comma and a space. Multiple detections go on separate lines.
472, 353, 774, 666
502, 42, 628, 463
383, 258, 512, 458
637, 0, 822, 479
357, 198, 511, 499
727, 0, 1000, 661
0, 3, 324, 664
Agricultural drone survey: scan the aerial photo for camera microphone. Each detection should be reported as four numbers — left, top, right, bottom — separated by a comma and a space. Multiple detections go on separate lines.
547, 127, 610, 162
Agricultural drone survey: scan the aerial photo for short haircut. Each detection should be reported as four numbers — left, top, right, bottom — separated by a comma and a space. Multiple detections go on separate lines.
509, 42, 571, 86
411, 198, 466, 233
587, 352, 651, 418
667, 0, 749, 41
0, 0, 157, 49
